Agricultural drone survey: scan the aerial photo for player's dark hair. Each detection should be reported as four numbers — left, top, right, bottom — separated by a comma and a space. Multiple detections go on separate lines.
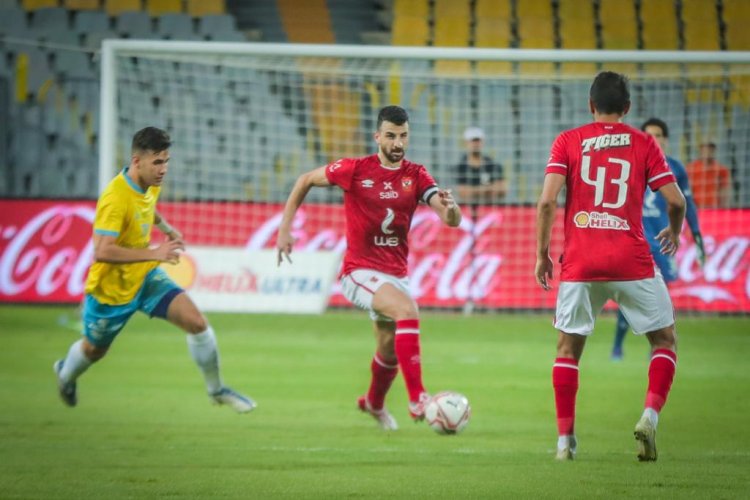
377, 105, 409, 128
589, 71, 630, 114
132, 127, 172, 153
641, 117, 669, 138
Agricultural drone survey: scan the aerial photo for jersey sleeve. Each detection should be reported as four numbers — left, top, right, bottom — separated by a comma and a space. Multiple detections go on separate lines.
324, 157, 357, 191
672, 159, 701, 235
417, 166, 439, 204
645, 136, 676, 191
545, 133, 569, 176
93, 190, 126, 237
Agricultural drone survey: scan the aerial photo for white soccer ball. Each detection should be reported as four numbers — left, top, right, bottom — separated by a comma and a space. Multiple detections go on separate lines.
424, 391, 471, 435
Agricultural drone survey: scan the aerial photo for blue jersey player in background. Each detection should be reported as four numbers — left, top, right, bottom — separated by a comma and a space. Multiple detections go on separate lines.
611, 118, 706, 360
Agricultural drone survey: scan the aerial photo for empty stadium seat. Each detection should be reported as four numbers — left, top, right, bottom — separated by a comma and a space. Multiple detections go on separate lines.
640, 0, 678, 49
393, 0, 428, 19
146, 0, 182, 16
599, 0, 637, 49
117, 11, 153, 37
104, 0, 141, 16
186, 0, 225, 17
475, 0, 511, 20
64, 0, 100, 9
723, 0, 750, 50
475, 19, 511, 48
74, 10, 110, 33
682, 1, 720, 51
557, 0, 596, 49
197, 14, 235, 36
0, 7, 29, 36
434, 17, 470, 47
30, 7, 69, 31
391, 14, 428, 46
157, 13, 194, 39
22, 0, 58, 11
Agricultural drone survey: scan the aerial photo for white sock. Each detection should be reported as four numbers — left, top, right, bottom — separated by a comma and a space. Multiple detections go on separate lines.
186, 326, 223, 394
642, 407, 659, 428
557, 434, 576, 450
59, 339, 93, 383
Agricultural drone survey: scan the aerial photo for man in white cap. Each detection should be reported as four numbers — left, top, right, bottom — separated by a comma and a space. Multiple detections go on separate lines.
455, 126, 507, 205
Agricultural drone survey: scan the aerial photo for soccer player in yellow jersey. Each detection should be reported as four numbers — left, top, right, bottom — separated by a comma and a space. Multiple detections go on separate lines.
53, 127, 255, 413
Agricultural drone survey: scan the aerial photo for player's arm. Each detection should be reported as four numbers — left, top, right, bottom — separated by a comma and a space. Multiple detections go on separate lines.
154, 211, 183, 241
674, 166, 705, 265
92, 233, 183, 264
535, 173, 565, 291
428, 188, 462, 227
277, 166, 331, 265
654, 182, 686, 257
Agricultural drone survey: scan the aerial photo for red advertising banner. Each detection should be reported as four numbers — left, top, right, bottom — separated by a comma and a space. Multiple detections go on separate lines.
1, 200, 748, 312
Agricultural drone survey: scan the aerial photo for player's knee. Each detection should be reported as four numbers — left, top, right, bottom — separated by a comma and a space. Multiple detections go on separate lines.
83, 341, 109, 362
184, 313, 208, 334
648, 325, 677, 351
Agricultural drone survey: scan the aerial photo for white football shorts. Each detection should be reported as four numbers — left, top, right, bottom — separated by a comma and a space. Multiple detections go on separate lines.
554, 270, 675, 335
340, 269, 411, 321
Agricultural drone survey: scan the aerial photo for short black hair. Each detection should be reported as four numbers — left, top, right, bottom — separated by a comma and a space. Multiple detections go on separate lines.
589, 71, 630, 114
377, 105, 409, 129
132, 127, 172, 153
641, 117, 669, 138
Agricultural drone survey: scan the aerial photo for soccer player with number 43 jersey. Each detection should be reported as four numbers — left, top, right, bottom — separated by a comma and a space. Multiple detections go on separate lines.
54, 127, 255, 413
535, 72, 686, 461
277, 106, 462, 431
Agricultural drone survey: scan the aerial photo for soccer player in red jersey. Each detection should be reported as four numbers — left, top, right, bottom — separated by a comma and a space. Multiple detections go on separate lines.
276, 105, 462, 430
535, 72, 686, 461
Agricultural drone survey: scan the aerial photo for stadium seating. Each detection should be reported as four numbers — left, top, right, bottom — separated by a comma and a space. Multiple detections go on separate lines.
104, 0, 141, 16
682, 1, 721, 51
641, 0, 679, 50
64, 0, 100, 9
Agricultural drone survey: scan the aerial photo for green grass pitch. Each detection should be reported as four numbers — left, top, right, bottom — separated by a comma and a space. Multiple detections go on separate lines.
0, 305, 748, 499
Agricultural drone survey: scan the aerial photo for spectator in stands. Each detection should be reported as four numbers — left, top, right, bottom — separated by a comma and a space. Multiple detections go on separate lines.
455, 126, 507, 205
686, 139, 732, 208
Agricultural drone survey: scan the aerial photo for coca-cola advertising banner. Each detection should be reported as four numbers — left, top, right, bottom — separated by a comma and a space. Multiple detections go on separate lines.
1, 200, 748, 312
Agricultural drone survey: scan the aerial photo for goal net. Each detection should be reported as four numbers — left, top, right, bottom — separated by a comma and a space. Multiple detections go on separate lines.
100, 41, 750, 314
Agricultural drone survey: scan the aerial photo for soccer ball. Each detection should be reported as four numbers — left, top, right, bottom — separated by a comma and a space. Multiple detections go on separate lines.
424, 391, 471, 435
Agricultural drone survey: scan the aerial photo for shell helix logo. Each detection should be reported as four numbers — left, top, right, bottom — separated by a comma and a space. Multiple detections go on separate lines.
573, 211, 630, 230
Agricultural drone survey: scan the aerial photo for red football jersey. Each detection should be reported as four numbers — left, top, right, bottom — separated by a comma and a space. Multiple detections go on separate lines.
545, 122, 676, 281
325, 154, 439, 278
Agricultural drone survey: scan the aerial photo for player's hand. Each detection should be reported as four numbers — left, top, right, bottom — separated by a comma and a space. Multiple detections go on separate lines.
165, 229, 183, 242
276, 230, 295, 266
438, 188, 457, 209
154, 239, 185, 264
656, 227, 680, 256
535, 255, 554, 291
693, 232, 706, 267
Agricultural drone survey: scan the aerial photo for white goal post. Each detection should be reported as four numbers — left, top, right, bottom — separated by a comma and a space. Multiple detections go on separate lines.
98, 41, 750, 314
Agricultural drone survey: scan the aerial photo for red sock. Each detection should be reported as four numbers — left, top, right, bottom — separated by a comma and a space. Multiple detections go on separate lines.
552, 357, 579, 436
367, 353, 398, 410
645, 349, 677, 412
394, 319, 425, 402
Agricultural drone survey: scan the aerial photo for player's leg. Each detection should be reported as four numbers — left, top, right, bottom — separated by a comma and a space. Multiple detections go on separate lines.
140, 269, 255, 413
371, 282, 431, 420
611, 308, 629, 360
54, 295, 133, 407
552, 282, 607, 459
613, 274, 676, 461
340, 270, 429, 421
357, 320, 399, 430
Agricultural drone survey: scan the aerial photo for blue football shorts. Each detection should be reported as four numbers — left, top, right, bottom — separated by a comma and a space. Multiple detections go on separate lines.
82, 268, 183, 347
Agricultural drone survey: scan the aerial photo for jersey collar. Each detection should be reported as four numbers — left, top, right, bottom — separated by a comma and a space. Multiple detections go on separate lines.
122, 167, 146, 194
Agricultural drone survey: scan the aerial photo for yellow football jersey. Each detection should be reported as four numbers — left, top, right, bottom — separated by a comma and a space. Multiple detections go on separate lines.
85, 168, 162, 304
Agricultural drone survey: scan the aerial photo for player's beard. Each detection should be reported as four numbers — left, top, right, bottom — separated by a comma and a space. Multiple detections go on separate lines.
383, 145, 404, 164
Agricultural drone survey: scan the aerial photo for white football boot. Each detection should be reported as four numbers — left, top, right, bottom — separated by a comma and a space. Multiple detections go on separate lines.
358, 395, 398, 431
211, 387, 257, 413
